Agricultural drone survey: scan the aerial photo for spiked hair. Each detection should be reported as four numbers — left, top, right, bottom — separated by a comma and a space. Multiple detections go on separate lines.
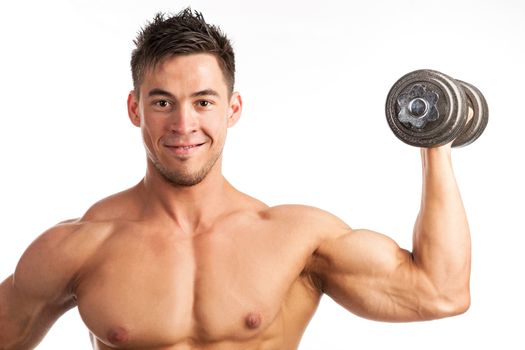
131, 8, 235, 96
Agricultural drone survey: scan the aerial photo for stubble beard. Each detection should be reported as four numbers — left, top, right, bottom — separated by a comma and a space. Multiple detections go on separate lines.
150, 147, 223, 187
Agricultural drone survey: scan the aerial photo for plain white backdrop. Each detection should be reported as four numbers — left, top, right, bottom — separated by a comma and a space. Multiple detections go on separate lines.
0, 0, 524, 349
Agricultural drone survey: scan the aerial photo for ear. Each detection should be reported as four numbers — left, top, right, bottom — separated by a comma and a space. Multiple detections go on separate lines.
227, 92, 242, 128
127, 90, 141, 127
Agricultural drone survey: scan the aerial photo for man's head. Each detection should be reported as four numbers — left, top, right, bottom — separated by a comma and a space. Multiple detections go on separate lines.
131, 8, 235, 98
127, 9, 242, 187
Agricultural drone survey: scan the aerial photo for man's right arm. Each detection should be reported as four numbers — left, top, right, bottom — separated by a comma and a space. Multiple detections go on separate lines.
0, 223, 81, 350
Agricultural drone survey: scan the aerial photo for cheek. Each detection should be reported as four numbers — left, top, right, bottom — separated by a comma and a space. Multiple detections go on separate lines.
140, 128, 154, 155
208, 117, 229, 143
140, 120, 164, 150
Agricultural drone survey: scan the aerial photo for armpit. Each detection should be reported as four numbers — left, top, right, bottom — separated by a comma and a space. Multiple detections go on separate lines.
300, 257, 325, 295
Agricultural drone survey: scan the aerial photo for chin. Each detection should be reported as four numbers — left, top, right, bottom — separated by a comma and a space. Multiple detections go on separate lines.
153, 159, 214, 187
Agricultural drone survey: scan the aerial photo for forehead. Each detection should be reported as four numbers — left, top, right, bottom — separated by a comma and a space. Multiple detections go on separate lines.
141, 54, 228, 96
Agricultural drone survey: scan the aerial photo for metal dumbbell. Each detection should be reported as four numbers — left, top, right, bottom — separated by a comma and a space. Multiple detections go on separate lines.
385, 70, 488, 147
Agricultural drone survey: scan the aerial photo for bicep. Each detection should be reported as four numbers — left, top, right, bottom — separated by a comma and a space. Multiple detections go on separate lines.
311, 229, 438, 321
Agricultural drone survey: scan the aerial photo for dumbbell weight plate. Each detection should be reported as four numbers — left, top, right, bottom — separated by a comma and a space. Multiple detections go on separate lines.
452, 81, 489, 147
385, 69, 468, 147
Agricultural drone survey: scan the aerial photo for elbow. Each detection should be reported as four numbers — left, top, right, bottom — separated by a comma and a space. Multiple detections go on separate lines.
445, 294, 470, 316
431, 290, 471, 319
456, 292, 471, 314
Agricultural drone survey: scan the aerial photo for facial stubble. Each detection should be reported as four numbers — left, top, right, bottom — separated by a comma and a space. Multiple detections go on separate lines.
151, 144, 223, 187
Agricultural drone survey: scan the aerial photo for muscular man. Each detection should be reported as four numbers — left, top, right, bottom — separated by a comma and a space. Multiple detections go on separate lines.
0, 8, 471, 350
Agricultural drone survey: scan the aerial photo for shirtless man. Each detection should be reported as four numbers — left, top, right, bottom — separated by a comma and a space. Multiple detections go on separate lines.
0, 8, 471, 350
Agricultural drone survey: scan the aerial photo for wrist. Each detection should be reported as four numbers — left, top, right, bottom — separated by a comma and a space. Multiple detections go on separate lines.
421, 145, 453, 169
421, 144, 452, 157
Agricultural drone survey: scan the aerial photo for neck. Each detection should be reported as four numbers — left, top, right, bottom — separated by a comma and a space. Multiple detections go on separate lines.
138, 159, 231, 234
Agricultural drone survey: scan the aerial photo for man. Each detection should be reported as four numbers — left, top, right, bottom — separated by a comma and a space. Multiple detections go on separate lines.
0, 8, 471, 350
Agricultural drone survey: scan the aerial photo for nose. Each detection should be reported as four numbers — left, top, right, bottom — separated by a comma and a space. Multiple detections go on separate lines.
168, 104, 198, 135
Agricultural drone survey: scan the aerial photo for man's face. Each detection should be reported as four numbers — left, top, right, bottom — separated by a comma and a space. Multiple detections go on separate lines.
128, 54, 241, 186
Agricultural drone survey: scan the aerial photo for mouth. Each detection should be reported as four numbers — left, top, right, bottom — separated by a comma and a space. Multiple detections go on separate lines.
164, 143, 205, 157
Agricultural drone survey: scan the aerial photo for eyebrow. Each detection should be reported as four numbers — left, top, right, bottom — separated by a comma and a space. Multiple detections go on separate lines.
147, 88, 175, 99
191, 89, 220, 98
147, 88, 220, 99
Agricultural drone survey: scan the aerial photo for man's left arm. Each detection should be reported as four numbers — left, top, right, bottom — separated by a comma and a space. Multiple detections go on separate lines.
308, 145, 471, 322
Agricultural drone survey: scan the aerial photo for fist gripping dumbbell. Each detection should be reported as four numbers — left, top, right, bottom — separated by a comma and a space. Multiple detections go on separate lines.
385, 70, 488, 147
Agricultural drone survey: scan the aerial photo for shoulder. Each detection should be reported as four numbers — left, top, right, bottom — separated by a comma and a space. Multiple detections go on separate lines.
14, 220, 110, 301
262, 204, 350, 233
80, 186, 140, 222
255, 204, 352, 251
13, 222, 79, 300
258, 205, 353, 292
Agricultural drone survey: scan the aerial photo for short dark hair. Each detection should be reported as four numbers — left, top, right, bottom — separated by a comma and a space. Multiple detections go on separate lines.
131, 8, 235, 97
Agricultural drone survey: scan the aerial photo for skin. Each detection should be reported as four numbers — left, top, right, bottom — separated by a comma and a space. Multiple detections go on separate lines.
0, 53, 471, 350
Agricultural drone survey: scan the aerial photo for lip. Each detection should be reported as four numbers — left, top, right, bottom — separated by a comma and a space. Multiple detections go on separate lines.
164, 143, 205, 157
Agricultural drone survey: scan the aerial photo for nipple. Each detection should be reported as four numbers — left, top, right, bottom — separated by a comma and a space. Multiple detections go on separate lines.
107, 327, 129, 344
244, 312, 262, 329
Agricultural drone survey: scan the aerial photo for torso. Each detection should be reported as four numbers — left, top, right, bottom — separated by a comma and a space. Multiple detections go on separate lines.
70, 186, 327, 350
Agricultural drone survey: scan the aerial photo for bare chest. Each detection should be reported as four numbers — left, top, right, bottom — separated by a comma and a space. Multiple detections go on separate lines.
75, 225, 317, 348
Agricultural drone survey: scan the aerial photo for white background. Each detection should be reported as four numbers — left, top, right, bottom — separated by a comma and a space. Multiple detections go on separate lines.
0, 0, 524, 349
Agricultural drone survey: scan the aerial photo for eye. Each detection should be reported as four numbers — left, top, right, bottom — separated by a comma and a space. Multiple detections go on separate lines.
197, 100, 213, 108
152, 99, 174, 112
156, 100, 170, 108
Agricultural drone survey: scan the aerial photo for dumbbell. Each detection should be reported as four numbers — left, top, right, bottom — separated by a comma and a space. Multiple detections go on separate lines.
385, 69, 488, 147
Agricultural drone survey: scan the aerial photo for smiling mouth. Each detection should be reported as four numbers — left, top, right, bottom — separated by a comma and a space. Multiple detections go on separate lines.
174, 144, 201, 150
165, 143, 205, 156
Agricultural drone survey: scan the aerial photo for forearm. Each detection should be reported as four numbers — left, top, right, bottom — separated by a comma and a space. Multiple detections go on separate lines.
412, 146, 471, 305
